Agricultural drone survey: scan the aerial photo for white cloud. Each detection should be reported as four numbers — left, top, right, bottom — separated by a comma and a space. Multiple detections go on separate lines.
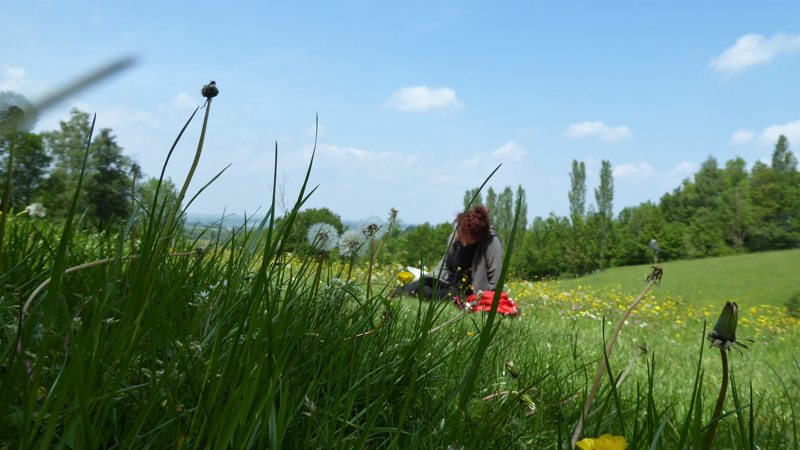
710, 33, 800, 75
613, 162, 654, 178
0, 66, 48, 94
491, 141, 526, 160
172, 92, 197, 109
564, 120, 633, 142
731, 129, 755, 145
662, 160, 699, 187
303, 144, 419, 180
759, 119, 800, 147
99, 105, 161, 129
386, 85, 462, 112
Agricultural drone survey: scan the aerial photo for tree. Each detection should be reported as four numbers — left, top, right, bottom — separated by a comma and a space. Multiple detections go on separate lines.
494, 186, 514, 241
463, 187, 483, 210
720, 157, 753, 249
277, 207, 344, 255
85, 129, 132, 228
593, 160, 614, 268
0, 132, 50, 208
771, 135, 798, 175
595, 160, 613, 220
514, 184, 528, 232
566, 160, 588, 274
515, 214, 570, 278
42, 109, 94, 217
393, 222, 453, 267
486, 187, 497, 220
138, 176, 180, 216
568, 160, 586, 225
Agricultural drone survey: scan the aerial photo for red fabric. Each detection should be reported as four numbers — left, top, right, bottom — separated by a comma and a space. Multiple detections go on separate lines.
454, 290, 520, 317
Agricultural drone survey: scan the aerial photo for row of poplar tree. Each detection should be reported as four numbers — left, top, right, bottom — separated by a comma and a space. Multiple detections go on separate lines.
461, 136, 799, 279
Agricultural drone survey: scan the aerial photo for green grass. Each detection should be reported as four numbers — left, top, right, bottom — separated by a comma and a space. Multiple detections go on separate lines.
2, 93, 799, 448
551, 249, 800, 307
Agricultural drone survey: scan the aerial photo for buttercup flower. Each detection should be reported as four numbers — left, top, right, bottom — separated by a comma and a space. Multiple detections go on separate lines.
397, 271, 414, 285
576, 434, 628, 450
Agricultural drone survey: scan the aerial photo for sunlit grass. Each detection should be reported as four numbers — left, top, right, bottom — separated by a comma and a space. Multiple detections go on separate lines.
550, 249, 800, 307
2, 85, 799, 448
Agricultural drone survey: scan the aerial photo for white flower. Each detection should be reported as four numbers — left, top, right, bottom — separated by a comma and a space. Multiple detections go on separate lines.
338, 229, 366, 258
307, 222, 340, 252
0, 91, 37, 132
24, 203, 46, 218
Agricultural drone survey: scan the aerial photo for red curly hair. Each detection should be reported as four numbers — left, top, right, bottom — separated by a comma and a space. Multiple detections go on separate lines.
456, 205, 491, 244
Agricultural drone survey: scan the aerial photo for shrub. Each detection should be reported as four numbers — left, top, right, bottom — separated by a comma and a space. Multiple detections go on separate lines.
785, 292, 800, 319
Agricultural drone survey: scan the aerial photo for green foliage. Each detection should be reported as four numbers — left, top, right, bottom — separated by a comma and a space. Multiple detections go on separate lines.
786, 292, 800, 319
0, 132, 50, 208
569, 159, 586, 224
275, 207, 344, 255
85, 129, 132, 228
3, 96, 800, 449
390, 221, 452, 267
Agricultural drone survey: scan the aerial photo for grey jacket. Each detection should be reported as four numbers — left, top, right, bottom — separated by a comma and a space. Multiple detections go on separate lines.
434, 227, 503, 291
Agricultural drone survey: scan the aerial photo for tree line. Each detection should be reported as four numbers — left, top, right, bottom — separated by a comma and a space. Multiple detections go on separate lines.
253, 136, 798, 280
1, 108, 178, 228
494, 136, 799, 278
371, 135, 798, 279
4, 107, 797, 279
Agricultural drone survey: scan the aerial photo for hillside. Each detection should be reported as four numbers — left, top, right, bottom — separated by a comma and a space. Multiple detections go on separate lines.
544, 248, 800, 307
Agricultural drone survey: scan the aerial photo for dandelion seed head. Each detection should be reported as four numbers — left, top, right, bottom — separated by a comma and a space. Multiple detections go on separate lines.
339, 229, 366, 257
307, 222, 339, 252
24, 203, 46, 218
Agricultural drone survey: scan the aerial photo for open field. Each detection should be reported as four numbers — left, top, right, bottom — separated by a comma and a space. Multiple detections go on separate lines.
546, 249, 800, 308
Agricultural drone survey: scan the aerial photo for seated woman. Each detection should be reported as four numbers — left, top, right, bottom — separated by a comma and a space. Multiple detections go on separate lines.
404, 205, 503, 300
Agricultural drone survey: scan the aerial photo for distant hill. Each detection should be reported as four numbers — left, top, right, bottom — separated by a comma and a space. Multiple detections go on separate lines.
187, 213, 416, 231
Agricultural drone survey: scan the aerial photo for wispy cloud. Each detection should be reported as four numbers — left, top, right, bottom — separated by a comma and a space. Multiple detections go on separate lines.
0, 66, 47, 94
386, 85, 462, 112
172, 92, 197, 109
564, 121, 633, 142
710, 33, 800, 75
491, 141, 526, 160
613, 162, 654, 178
759, 118, 800, 147
731, 129, 755, 145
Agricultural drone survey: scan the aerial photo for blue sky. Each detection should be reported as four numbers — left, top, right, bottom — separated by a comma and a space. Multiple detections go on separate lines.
3, 1, 800, 224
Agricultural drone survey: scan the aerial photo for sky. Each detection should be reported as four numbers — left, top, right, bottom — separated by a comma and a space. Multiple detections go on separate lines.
3, 1, 800, 225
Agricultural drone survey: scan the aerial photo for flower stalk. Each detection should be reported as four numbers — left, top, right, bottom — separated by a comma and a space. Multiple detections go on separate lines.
703, 301, 742, 450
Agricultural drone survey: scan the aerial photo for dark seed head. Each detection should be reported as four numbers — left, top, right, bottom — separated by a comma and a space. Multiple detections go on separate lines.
201, 81, 219, 98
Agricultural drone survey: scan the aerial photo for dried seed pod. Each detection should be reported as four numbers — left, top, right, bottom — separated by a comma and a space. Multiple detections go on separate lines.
201, 81, 219, 98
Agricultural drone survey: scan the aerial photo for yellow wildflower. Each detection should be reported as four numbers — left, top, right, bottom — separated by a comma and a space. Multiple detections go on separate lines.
397, 271, 414, 285
576, 434, 628, 450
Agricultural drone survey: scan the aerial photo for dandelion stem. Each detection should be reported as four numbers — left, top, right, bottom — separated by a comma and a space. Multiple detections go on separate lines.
703, 348, 729, 450
571, 277, 656, 448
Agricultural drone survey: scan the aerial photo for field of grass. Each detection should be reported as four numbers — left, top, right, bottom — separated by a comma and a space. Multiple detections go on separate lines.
549, 249, 800, 308
3, 94, 799, 448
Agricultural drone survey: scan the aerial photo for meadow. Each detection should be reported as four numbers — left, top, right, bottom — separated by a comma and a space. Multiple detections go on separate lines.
2, 91, 799, 449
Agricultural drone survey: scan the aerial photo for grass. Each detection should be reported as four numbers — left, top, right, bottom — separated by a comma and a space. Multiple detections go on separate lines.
2, 89, 799, 448
549, 249, 800, 307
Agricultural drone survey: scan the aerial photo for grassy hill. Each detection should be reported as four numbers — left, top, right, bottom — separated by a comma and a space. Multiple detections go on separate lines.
544, 248, 800, 307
